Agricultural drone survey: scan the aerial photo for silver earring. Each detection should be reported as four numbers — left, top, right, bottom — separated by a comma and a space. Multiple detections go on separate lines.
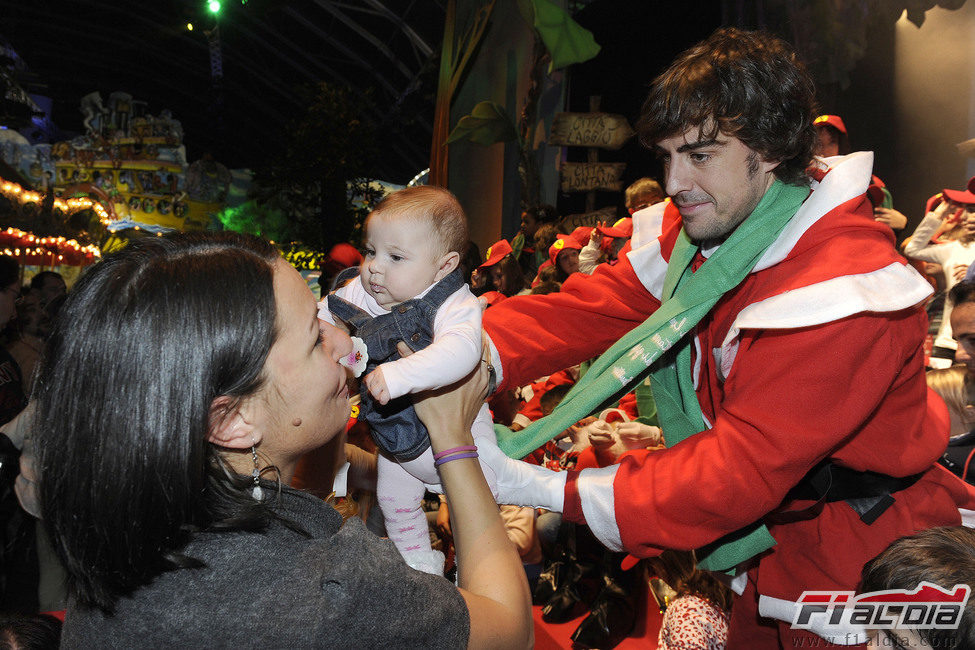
251, 446, 263, 500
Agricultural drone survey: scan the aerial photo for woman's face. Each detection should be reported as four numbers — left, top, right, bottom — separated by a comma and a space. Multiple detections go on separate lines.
251, 259, 352, 461
0, 281, 19, 329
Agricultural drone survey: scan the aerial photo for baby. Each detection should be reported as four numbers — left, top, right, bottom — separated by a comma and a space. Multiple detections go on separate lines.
320, 186, 554, 574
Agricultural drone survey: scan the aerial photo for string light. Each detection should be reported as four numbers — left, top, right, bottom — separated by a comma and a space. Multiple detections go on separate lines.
1, 224, 102, 266
0, 175, 114, 226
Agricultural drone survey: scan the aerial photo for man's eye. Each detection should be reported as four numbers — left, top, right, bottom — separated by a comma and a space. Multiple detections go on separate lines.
690, 153, 710, 163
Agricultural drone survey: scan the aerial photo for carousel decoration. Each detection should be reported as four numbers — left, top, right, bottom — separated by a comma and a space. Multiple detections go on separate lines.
0, 227, 100, 266
0, 176, 113, 225
1, 90, 235, 235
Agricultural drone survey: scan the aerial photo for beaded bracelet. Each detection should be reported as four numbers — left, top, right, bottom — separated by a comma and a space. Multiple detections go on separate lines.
434, 451, 479, 467
433, 445, 477, 461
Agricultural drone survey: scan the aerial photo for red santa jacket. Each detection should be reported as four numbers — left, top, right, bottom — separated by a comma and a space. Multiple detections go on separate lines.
483, 152, 975, 643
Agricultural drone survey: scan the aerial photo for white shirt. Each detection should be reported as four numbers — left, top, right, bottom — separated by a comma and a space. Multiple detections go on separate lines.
903, 211, 975, 350
318, 275, 482, 400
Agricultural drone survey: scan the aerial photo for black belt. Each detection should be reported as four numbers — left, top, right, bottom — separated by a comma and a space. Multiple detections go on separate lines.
773, 461, 922, 525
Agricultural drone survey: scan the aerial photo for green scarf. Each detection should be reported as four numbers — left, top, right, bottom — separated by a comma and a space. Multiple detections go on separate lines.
497, 180, 809, 572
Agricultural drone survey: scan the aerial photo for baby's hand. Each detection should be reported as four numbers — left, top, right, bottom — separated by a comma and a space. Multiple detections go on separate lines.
365, 367, 391, 405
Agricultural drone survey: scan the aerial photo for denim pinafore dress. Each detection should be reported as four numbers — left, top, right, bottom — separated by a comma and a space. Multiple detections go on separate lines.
327, 267, 465, 462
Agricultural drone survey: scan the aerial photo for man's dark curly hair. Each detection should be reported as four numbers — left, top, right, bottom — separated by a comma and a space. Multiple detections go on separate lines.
637, 27, 817, 186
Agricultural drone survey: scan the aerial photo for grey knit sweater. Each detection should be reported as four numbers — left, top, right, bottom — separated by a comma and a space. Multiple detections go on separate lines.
60, 487, 469, 648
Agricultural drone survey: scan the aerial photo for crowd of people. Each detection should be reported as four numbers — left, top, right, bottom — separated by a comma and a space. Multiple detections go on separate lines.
1, 26, 975, 650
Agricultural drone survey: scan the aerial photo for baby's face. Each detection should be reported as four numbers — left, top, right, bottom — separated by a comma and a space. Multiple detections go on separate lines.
361, 214, 446, 309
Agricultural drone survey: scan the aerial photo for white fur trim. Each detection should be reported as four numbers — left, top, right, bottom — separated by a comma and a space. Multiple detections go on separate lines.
577, 465, 624, 551
753, 151, 874, 272
628, 152, 876, 304
331, 461, 350, 498
691, 334, 702, 390
961, 508, 975, 528
727, 263, 932, 341
628, 236, 668, 300
511, 413, 532, 429
630, 201, 667, 251
758, 595, 868, 645
730, 571, 748, 596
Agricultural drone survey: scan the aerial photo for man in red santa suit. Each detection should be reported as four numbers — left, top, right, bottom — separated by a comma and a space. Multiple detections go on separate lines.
483, 28, 975, 648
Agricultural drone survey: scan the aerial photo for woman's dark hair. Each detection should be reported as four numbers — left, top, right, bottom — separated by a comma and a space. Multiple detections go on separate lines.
34, 231, 281, 612
647, 550, 733, 613
0, 255, 18, 288
28, 271, 62, 292
458, 240, 482, 285
637, 27, 817, 186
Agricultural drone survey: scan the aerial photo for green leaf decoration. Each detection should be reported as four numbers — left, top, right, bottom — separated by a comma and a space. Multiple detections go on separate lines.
531, 0, 600, 70
446, 101, 518, 146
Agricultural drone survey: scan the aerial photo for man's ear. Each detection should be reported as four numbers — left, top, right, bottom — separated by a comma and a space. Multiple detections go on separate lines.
207, 395, 261, 449
760, 156, 781, 176
433, 251, 461, 282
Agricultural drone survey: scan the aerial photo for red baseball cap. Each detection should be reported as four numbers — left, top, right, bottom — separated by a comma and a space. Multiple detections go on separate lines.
478, 290, 506, 307
479, 239, 513, 268
548, 229, 590, 267
943, 176, 975, 206
813, 114, 847, 134
596, 217, 633, 239
321, 242, 363, 277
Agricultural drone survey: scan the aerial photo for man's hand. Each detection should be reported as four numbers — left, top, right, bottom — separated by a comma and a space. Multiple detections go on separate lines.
364, 366, 391, 405
585, 419, 616, 450
616, 421, 664, 450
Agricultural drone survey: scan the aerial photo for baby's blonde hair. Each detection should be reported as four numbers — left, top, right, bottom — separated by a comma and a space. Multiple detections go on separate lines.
367, 186, 469, 257
926, 366, 975, 426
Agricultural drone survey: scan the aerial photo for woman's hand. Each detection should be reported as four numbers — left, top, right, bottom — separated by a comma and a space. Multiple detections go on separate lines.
401, 340, 490, 452
403, 342, 533, 648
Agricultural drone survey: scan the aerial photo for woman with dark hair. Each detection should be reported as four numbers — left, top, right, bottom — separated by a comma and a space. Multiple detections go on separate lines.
0, 254, 27, 426
33, 232, 532, 647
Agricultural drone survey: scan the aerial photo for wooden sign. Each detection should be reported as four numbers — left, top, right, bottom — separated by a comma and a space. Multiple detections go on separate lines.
559, 206, 618, 230
560, 162, 626, 193
549, 112, 635, 150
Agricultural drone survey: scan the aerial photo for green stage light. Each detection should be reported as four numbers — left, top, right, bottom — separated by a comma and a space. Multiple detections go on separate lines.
207, 0, 222, 15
